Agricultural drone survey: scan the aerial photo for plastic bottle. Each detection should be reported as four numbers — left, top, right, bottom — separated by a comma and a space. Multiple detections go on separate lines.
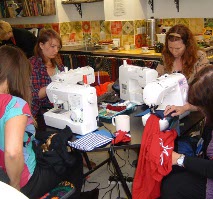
100, 31, 106, 41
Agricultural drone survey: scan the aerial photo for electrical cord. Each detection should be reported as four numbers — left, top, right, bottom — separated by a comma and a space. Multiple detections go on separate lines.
115, 150, 126, 168
101, 181, 118, 199
127, 148, 135, 167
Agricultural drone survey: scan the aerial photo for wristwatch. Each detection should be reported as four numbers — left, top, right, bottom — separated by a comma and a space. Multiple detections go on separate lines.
177, 154, 185, 167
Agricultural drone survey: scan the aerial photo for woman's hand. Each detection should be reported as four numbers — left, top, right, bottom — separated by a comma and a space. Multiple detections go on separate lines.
164, 103, 198, 117
164, 105, 188, 117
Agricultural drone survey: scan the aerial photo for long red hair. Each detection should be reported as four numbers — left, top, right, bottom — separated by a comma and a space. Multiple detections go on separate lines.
162, 24, 198, 79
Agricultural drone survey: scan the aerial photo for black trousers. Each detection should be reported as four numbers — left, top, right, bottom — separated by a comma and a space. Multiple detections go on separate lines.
160, 166, 206, 199
21, 151, 83, 199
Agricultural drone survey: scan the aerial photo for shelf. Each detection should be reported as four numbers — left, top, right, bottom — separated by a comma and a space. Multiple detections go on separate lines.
61, 0, 103, 18
174, 0, 179, 12
0, 0, 56, 19
61, 0, 103, 4
148, 0, 154, 13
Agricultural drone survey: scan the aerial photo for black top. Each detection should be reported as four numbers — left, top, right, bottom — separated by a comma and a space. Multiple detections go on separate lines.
1, 27, 37, 58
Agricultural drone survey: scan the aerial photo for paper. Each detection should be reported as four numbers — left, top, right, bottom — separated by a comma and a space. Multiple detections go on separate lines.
114, 0, 125, 16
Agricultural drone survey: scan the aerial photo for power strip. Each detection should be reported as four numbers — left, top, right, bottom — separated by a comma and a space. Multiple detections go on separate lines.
108, 180, 132, 185
108, 176, 133, 185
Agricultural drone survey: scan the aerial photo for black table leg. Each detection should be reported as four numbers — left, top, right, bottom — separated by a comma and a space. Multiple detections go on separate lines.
108, 148, 132, 199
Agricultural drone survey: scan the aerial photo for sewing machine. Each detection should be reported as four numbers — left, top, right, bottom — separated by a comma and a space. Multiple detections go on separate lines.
119, 62, 158, 105
44, 66, 98, 135
51, 66, 95, 84
142, 73, 189, 130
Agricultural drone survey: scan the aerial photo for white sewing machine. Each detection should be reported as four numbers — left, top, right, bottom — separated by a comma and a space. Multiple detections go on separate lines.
142, 73, 189, 131
119, 61, 158, 105
51, 66, 95, 84
44, 66, 98, 135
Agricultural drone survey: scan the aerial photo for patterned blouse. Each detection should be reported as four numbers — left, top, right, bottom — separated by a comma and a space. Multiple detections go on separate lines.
29, 56, 64, 117
156, 50, 210, 83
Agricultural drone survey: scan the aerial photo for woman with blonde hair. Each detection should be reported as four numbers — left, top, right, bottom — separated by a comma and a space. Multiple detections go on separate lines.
0, 20, 37, 58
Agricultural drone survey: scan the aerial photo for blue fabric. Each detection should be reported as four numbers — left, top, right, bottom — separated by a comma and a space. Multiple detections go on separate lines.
76, 129, 114, 139
69, 132, 113, 151
134, 108, 150, 117
135, 109, 180, 135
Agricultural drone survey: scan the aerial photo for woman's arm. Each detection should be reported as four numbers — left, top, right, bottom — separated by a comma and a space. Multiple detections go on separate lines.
156, 63, 165, 77
38, 86, 47, 99
4, 115, 27, 190
164, 103, 198, 117
172, 151, 213, 178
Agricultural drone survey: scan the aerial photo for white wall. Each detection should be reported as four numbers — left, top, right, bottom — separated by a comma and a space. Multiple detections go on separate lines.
3, 0, 213, 25
3, 0, 105, 25
104, 0, 146, 21
147, 0, 213, 19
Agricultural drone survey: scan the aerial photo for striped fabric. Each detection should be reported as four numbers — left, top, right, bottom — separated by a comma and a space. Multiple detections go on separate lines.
68, 133, 113, 151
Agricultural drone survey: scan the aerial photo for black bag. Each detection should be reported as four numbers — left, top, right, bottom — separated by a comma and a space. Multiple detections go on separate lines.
34, 126, 77, 176
80, 188, 99, 199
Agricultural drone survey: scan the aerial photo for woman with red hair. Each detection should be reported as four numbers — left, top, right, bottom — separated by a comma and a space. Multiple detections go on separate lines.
157, 24, 209, 83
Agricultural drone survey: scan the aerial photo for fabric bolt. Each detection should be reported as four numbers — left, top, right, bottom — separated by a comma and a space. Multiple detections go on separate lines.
60, 54, 72, 70
78, 55, 88, 68
133, 114, 177, 199
102, 57, 114, 79
70, 54, 88, 69
206, 131, 213, 199
29, 56, 64, 117
0, 94, 36, 188
68, 133, 113, 151
110, 57, 118, 81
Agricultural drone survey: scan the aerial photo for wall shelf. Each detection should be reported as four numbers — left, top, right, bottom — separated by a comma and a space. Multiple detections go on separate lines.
61, 0, 103, 18
61, 0, 103, 4
148, 0, 154, 13
174, 0, 179, 12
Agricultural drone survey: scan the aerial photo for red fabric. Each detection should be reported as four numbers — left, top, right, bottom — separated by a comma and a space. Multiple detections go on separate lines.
95, 82, 112, 96
133, 114, 177, 199
92, 71, 111, 87
112, 130, 131, 144
106, 104, 126, 112
11, 37, 16, 45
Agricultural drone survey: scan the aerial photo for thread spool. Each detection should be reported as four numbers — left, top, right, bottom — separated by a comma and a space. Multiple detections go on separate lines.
83, 75, 88, 84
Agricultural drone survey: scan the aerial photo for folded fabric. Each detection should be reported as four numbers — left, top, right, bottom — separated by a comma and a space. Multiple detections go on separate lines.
112, 130, 131, 144
134, 109, 150, 117
106, 104, 126, 112
76, 129, 114, 139
136, 109, 180, 135
68, 133, 113, 151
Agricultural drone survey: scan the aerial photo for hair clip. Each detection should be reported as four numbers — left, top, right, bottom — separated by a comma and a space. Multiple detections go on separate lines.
169, 33, 181, 38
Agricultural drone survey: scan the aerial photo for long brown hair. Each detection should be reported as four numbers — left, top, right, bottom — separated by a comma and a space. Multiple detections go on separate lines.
162, 24, 198, 79
0, 45, 32, 106
34, 28, 62, 65
188, 65, 213, 123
